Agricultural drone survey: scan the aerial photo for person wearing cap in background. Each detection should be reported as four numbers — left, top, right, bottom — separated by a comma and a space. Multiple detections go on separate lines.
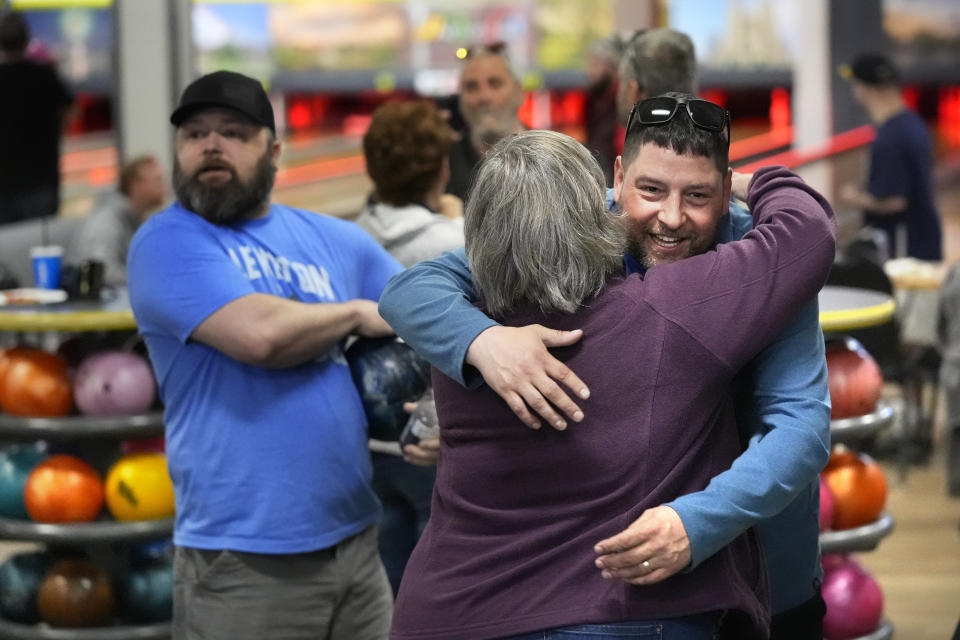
65, 155, 167, 288
381, 27, 833, 640
839, 53, 943, 262
447, 43, 526, 201
127, 70, 402, 639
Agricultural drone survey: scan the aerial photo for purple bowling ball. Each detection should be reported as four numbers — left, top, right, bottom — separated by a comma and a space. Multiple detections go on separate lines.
822, 556, 884, 640
73, 351, 157, 416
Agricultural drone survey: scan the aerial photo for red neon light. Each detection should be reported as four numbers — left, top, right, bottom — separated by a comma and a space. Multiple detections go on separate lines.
941, 87, 960, 148
700, 89, 727, 108
902, 86, 918, 111
769, 88, 791, 131
517, 93, 534, 129
288, 101, 311, 130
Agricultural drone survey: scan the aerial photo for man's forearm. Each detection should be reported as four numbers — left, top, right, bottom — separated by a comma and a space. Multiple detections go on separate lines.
666, 301, 830, 567
846, 186, 907, 215
192, 293, 373, 369
379, 248, 497, 385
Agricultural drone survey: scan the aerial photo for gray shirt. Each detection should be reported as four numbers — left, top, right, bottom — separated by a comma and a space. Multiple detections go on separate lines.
354, 201, 463, 269
65, 191, 138, 287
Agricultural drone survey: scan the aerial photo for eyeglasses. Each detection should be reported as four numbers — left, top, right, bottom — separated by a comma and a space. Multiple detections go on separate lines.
626, 96, 730, 151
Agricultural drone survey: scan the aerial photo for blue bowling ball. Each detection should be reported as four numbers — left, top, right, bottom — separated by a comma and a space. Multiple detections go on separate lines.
0, 551, 52, 623
122, 561, 173, 623
0, 443, 48, 519
129, 538, 173, 568
346, 337, 431, 441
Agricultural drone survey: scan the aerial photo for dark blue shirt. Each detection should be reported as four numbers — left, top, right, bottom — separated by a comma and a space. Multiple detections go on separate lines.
865, 109, 942, 261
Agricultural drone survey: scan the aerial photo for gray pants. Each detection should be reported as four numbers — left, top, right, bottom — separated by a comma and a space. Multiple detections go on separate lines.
173, 526, 393, 640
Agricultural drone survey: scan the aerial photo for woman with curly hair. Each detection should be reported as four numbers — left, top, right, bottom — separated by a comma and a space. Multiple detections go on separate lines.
357, 100, 465, 269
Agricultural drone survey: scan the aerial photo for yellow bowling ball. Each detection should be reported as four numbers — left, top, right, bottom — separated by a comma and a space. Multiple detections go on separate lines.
105, 453, 174, 521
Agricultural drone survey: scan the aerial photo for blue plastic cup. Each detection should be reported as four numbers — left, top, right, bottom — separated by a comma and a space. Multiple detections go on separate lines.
30, 245, 63, 289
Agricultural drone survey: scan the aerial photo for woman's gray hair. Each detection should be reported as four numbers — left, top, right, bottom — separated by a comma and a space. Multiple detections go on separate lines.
464, 130, 625, 318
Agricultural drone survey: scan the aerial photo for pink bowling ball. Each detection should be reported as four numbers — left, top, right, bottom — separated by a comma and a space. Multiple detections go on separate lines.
822, 555, 884, 640
73, 352, 157, 416
819, 475, 835, 531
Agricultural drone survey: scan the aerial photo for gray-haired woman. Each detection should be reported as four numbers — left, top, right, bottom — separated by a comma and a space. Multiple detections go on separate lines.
390, 129, 835, 640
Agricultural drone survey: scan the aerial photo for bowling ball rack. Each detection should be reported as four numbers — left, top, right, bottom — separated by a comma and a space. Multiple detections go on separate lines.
829, 402, 895, 444
0, 304, 171, 639
0, 413, 163, 441
0, 618, 171, 640
820, 288, 898, 640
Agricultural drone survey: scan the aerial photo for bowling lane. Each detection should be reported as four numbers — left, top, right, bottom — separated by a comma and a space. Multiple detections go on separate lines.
59, 130, 373, 220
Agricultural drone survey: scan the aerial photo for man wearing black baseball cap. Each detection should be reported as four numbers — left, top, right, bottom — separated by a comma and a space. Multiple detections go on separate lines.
839, 53, 943, 261
127, 70, 402, 638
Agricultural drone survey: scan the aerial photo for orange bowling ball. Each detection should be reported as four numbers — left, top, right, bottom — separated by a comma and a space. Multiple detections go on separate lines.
24, 455, 104, 523
0, 347, 73, 417
825, 339, 884, 420
822, 447, 887, 530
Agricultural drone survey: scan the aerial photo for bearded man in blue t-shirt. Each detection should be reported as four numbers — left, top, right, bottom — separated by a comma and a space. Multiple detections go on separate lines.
128, 71, 402, 640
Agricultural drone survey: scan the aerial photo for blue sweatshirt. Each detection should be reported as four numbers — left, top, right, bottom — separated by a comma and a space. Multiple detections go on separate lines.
379, 184, 831, 615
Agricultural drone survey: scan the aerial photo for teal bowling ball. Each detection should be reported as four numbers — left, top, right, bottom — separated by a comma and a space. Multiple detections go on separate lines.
122, 561, 172, 623
0, 443, 48, 519
0, 551, 52, 623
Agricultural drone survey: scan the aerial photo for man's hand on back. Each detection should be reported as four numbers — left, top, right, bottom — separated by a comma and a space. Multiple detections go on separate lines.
593, 505, 692, 585
465, 325, 590, 430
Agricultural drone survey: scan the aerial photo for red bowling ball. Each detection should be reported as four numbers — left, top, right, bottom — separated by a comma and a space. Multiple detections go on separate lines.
73, 351, 156, 416
826, 339, 884, 419
822, 555, 884, 640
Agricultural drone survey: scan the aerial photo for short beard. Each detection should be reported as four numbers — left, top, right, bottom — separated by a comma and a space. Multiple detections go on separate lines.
467, 108, 519, 151
622, 216, 715, 270
174, 151, 276, 225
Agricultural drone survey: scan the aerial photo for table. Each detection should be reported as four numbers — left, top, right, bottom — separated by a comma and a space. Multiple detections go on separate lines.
0, 290, 135, 332
818, 285, 897, 333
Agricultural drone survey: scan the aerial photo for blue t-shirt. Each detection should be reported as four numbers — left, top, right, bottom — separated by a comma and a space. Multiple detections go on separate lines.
128, 202, 403, 553
865, 109, 942, 261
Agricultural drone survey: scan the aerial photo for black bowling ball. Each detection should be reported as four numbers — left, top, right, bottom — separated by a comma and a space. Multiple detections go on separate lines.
346, 337, 431, 441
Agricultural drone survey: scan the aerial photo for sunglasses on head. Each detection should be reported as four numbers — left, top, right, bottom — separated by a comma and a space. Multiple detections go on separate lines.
457, 41, 507, 61
626, 96, 730, 151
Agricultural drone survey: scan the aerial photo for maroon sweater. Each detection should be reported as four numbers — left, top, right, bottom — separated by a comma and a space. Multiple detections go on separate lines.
390, 167, 836, 640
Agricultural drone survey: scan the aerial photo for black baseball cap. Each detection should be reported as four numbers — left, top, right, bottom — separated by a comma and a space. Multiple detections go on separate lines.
170, 70, 275, 132
839, 54, 900, 86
